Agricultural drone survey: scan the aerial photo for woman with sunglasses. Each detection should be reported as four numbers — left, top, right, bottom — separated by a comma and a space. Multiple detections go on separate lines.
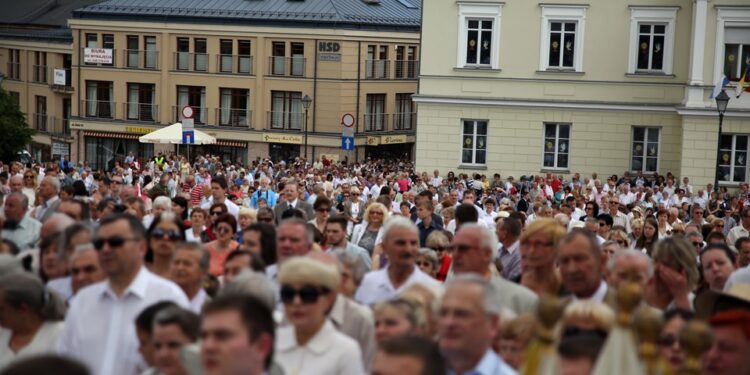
202, 203, 228, 242
309, 196, 332, 235
351, 202, 389, 257
658, 309, 693, 373
426, 230, 452, 281
205, 214, 239, 277
276, 257, 365, 375
21, 170, 38, 208
146, 212, 186, 279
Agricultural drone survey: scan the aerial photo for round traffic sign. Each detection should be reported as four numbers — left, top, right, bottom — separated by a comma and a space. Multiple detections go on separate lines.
182, 106, 194, 119
342, 113, 355, 127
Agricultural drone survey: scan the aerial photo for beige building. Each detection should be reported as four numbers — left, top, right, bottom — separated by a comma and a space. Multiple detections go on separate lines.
415, 0, 750, 189
2, 0, 421, 169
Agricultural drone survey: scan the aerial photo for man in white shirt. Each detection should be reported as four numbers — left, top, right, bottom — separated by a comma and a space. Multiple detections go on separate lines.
2, 192, 41, 251
608, 198, 631, 234
32, 176, 61, 222
58, 214, 189, 375
558, 229, 608, 303
170, 242, 210, 314
201, 176, 239, 220
430, 169, 443, 188
355, 217, 440, 305
728, 207, 750, 249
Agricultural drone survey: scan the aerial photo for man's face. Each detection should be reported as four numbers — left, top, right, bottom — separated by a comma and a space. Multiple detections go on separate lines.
211, 183, 225, 200
153, 323, 192, 375
693, 208, 704, 221
607, 255, 650, 290
9, 177, 22, 192
558, 235, 603, 298
3, 195, 26, 222
702, 325, 750, 375
597, 221, 610, 237
70, 250, 105, 294
325, 223, 347, 247
276, 223, 310, 263
371, 352, 424, 375
739, 241, 750, 268
283, 184, 298, 201
110, 177, 123, 194
58, 201, 82, 221
38, 179, 55, 199
170, 249, 204, 290
201, 310, 269, 375
438, 283, 496, 358
95, 218, 144, 278
224, 254, 252, 284
416, 205, 432, 221
451, 228, 491, 275
383, 227, 419, 270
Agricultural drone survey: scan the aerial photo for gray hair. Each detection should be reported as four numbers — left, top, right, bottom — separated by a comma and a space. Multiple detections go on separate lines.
0, 272, 66, 321
687, 231, 703, 241
176, 242, 210, 272
335, 251, 367, 287
606, 248, 654, 278
6, 192, 28, 210
44, 176, 61, 192
278, 218, 314, 246
457, 223, 499, 258
219, 270, 276, 311
444, 273, 502, 315
153, 196, 172, 209
69, 243, 97, 264
417, 248, 439, 269
382, 216, 418, 241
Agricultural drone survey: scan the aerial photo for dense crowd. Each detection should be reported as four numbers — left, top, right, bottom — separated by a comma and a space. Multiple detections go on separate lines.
0, 151, 749, 375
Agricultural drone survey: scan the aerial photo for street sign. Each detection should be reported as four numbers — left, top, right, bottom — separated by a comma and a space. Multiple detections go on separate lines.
182, 106, 194, 119
182, 118, 194, 132
341, 136, 354, 150
183, 130, 195, 145
342, 113, 355, 137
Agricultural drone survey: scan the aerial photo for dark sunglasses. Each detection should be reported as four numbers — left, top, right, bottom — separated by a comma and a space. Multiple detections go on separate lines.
280, 285, 330, 304
258, 217, 274, 222
151, 228, 182, 241
111, 180, 123, 185
24, 175, 34, 179
210, 211, 223, 216
93, 236, 137, 250
316, 208, 330, 213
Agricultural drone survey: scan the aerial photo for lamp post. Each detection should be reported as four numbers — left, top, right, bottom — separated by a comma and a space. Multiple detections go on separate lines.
714, 89, 730, 193
301, 94, 312, 161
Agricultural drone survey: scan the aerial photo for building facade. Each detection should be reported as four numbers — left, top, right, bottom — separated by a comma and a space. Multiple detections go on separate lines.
415, 0, 750, 189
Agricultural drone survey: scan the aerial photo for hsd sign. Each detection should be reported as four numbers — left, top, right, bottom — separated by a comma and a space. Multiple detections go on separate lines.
318, 41, 341, 52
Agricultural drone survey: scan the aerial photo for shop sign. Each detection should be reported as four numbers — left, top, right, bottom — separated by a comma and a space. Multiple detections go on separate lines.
52, 142, 69, 156
381, 135, 407, 144
263, 133, 303, 144
366, 136, 380, 146
124, 126, 153, 134
53, 69, 66, 85
318, 41, 341, 62
70, 122, 85, 129
83, 48, 113, 64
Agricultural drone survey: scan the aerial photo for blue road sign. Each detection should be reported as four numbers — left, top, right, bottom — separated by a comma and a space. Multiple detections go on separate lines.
182, 130, 194, 145
342, 136, 354, 150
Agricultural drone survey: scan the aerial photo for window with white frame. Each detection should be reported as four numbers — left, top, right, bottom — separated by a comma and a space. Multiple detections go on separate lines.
461, 120, 487, 165
539, 6, 586, 72
457, 3, 502, 69
724, 27, 750, 81
628, 7, 677, 75
543, 123, 570, 169
631, 127, 660, 173
719, 134, 748, 183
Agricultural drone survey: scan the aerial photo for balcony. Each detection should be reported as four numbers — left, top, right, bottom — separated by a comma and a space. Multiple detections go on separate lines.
81, 100, 116, 119
123, 50, 159, 70
394, 60, 419, 79
32, 65, 48, 83
6, 62, 20, 80
49, 67, 73, 93
364, 113, 388, 132
217, 54, 253, 75
173, 52, 208, 72
124, 103, 158, 123
173, 106, 207, 124
32, 115, 71, 137
393, 112, 416, 130
33, 113, 48, 132
267, 111, 303, 130
267, 56, 305, 77
217, 108, 252, 128
365, 60, 390, 79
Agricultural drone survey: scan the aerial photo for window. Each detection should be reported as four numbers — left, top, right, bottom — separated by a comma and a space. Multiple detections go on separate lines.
102, 34, 114, 66
394, 93, 414, 130
628, 7, 677, 75
144, 36, 157, 69
719, 135, 748, 183
365, 94, 386, 131
84, 34, 97, 65
543, 123, 570, 169
271, 42, 285, 75
461, 120, 487, 165
127, 83, 156, 122
238, 40, 252, 74
291, 42, 305, 76
631, 127, 660, 173
33, 52, 47, 83
8, 91, 19, 107
366, 45, 389, 79
270, 91, 302, 130
220, 39, 233, 73
219, 88, 250, 126
35, 96, 47, 132
85, 81, 114, 118
457, 3, 502, 69
724, 27, 750, 81
7, 49, 20, 80
126, 35, 139, 68
194, 39, 207, 71
539, 6, 586, 72
176, 37, 189, 70
177, 85, 206, 124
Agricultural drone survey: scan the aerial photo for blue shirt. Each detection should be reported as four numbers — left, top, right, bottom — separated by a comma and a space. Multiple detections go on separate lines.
447, 350, 517, 375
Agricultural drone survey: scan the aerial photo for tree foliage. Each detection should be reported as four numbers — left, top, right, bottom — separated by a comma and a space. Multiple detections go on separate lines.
0, 88, 35, 162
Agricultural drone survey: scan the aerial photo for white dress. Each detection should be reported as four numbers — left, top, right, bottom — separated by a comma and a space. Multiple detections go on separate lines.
275, 320, 365, 375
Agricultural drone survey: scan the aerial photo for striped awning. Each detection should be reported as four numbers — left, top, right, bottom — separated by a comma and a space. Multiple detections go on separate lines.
216, 139, 247, 148
83, 131, 141, 140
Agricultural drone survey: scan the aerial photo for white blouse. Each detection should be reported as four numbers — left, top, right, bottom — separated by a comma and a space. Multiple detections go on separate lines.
275, 320, 365, 375
0, 321, 64, 369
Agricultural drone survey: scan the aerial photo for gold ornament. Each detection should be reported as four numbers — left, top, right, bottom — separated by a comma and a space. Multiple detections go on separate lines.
728, 54, 735, 62
546, 141, 554, 151
464, 137, 472, 146
640, 42, 648, 50
469, 40, 476, 47
723, 153, 730, 162
552, 41, 559, 50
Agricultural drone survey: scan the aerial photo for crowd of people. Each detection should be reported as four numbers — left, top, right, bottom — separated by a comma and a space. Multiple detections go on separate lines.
0, 151, 749, 375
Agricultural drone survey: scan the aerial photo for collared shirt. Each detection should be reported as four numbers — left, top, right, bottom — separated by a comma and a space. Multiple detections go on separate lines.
611, 211, 631, 233
728, 225, 750, 249
35, 196, 59, 221
329, 295, 376, 372
188, 288, 209, 314
417, 217, 441, 247
1, 215, 41, 251
497, 241, 521, 281
573, 280, 608, 303
447, 349, 517, 375
354, 265, 441, 305
58, 267, 189, 375
275, 320, 366, 375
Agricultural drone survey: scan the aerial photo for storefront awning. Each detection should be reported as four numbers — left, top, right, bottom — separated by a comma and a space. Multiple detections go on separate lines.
84, 131, 141, 140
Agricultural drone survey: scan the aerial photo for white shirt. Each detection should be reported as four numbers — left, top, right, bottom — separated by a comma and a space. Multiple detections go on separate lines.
0, 322, 64, 369
354, 266, 441, 305
47, 276, 73, 302
275, 320, 366, 375
188, 288, 209, 314
57, 267, 189, 375
201, 197, 240, 219
573, 280, 608, 303
728, 225, 750, 249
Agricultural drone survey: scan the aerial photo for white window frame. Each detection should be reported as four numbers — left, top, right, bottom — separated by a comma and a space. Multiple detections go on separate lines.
627, 7, 677, 75
719, 134, 749, 184
542, 123, 571, 170
630, 126, 661, 173
460, 119, 488, 166
539, 5, 586, 72
713, 8, 750, 93
457, 2, 503, 69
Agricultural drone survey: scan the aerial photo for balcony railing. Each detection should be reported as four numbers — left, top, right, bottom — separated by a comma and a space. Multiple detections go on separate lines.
365, 60, 390, 79
49, 67, 73, 92
267, 56, 305, 77
124, 102, 158, 122
173, 105, 207, 124
394, 60, 419, 79
217, 108, 252, 127
32, 65, 48, 83
174, 52, 208, 72
81, 100, 115, 119
268, 111, 303, 130
393, 112, 416, 130
217, 54, 253, 74
33, 116, 71, 137
124, 49, 159, 70
6, 62, 20, 80
33, 113, 48, 132
364, 113, 388, 132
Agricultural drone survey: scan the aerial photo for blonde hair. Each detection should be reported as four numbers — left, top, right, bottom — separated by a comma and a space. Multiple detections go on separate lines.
499, 313, 537, 343
519, 218, 566, 246
631, 218, 644, 229
607, 229, 630, 247
278, 257, 340, 291
364, 202, 390, 223
652, 237, 700, 292
238, 207, 257, 221
374, 298, 426, 330
563, 301, 615, 332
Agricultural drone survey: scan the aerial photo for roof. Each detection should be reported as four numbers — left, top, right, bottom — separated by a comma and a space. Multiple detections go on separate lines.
73, 0, 422, 31
0, 0, 102, 27
0, 27, 73, 43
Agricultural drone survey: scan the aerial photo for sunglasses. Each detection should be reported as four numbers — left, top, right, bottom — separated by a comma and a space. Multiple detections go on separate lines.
258, 217, 274, 222
24, 175, 34, 179
521, 240, 554, 248
210, 211, 223, 216
151, 228, 182, 241
316, 208, 330, 213
93, 236, 138, 250
280, 285, 330, 304
111, 180, 123, 185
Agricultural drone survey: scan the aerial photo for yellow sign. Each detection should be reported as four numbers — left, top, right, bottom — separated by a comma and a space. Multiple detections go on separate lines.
320, 153, 340, 162
381, 134, 407, 145
366, 136, 381, 146
124, 126, 153, 134
263, 133, 303, 144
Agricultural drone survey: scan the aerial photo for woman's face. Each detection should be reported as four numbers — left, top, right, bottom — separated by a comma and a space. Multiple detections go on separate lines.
238, 215, 254, 230
658, 214, 668, 224
153, 323, 192, 375
416, 255, 436, 277
172, 205, 185, 217
0, 291, 24, 329
214, 221, 235, 242
150, 220, 181, 258
375, 306, 413, 344
520, 232, 556, 269
339, 264, 358, 299
400, 205, 410, 217
41, 244, 67, 279
659, 316, 687, 371
242, 230, 262, 256
644, 223, 656, 239
368, 209, 384, 225
315, 206, 330, 221
702, 249, 735, 291
497, 338, 525, 370
282, 282, 333, 333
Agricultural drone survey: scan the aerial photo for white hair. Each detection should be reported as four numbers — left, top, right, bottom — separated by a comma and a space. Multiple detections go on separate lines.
153, 196, 172, 209
607, 248, 654, 278
444, 273, 502, 315
457, 223, 499, 258
382, 216, 418, 241
218, 270, 276, 311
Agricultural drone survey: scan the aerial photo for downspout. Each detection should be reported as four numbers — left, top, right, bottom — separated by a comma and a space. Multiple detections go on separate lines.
76, 27, 81, 162
312, 38, 319, 161
355, 41, 361, 163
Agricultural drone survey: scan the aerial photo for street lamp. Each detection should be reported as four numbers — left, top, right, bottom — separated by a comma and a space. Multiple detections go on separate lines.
714, 89, 730, 193
301, 94, 312, 160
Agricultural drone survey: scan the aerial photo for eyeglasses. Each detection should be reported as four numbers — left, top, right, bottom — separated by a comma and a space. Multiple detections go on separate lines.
692, 241, 703, 247
616, 240, 627, 245
24, 175, 34, 179
151, 228, 182, 241
111, 180, 123, 185
521, 240, 554, 248
93, 236, 138, 250
715, 224, 724, 228
215, 226, 233, 234
258, 217, 274, 223
280, 285, 330, 304
210, 211, 223, 216
431, 246, 446, 252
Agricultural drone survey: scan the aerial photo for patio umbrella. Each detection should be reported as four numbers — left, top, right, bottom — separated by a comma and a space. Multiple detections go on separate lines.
138, 122, 216, 144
